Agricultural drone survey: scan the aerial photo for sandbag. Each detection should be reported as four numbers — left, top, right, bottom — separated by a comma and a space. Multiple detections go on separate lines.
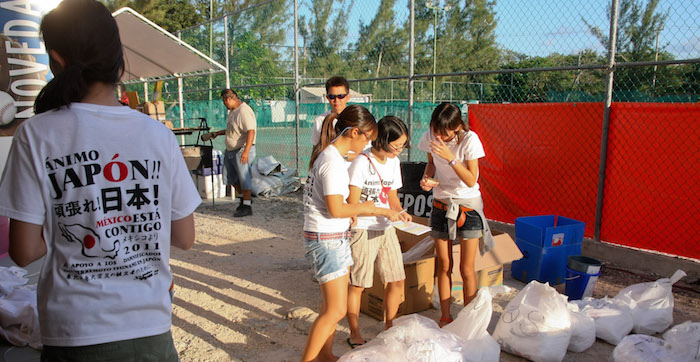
566, 303, 596, 353
339, 314, 465, 362
573, 297, 634, 345
612, 334, 667, 362
444, 288, 500, 362
663, 321, 700, 362
613, 269, 686, 335
493, 281, 572, 362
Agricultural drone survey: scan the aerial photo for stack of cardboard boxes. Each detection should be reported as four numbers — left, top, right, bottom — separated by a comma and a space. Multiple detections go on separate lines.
133, 99, 172, 129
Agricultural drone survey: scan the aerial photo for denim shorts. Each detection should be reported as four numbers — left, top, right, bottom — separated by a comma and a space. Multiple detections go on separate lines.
430, 206, 484, 240
224, 145, 256, 190
303, 230, 354, 284
41, 330, 178, 362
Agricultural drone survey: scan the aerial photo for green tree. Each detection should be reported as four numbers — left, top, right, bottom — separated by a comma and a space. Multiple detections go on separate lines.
101, 0, 204, 33
582, 0, 672, 97
583, 0, 668, 62
304, 0, 354, 78
495, 51, 606, 103
353, 0, 408, 98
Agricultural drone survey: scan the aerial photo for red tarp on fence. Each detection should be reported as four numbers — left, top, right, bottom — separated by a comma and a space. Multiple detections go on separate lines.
603, 103, 699, 259
469, 102, 699, 260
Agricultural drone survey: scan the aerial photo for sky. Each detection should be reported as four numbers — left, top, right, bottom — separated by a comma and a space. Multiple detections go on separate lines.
336, 0, 699, 60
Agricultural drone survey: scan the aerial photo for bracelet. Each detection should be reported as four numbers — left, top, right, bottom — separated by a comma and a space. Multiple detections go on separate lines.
448, 159, 457, 166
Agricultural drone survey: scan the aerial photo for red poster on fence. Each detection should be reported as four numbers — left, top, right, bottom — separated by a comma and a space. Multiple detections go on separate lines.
469, 103, 603, 237
603, 103, 700, 260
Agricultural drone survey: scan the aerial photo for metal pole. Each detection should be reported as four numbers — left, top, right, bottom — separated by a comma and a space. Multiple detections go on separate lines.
432, 9, 437, 103
144, 82, 148, 102
294, 0, 300, 171
408, 0, 415, 161
209, 0, 213, 101
225, 15, 230, 89
651, 26, 662, 97
178, 76, 184, 144
594, 0, 619, 242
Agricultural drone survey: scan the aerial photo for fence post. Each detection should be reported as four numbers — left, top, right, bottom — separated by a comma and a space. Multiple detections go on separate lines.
408, 0, 415, 161
294, 0, 300, 171
595, 0, 620, 242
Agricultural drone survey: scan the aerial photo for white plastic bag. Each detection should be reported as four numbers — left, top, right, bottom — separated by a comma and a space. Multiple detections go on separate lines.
573, 297, 634, 345
566, 303, 596, 353
402, 236, 434, 264
493, 281, 572, 362
443, 288, 500, 362
612, 334, 667, 362
339, 314, 466, 362
0, 266, 28, 296
663, 321, 700, 362
613, 269, 686, 335
444, 288, 493, 340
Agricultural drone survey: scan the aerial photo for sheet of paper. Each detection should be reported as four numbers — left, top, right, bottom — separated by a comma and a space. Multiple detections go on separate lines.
393, 221, 431, 236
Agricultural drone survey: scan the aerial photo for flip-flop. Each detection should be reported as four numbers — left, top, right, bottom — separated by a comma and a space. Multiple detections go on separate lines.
346, 337, 364, 349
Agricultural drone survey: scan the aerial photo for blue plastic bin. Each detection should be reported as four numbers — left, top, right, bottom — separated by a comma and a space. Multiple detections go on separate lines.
510, 215, 585, 285
515, 215, 585, 247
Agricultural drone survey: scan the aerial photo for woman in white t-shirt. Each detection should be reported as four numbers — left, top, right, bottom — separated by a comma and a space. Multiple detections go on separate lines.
418, 103, 495, 327
345, 116, 411, 348
302, 105, 379, 362
0, 1, 200, 360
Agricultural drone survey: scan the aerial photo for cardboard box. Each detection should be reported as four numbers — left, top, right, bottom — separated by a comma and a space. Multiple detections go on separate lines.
142, 101, 166, 121
360, 255, 435, 321
360, 216, 435, 321
450, 230, 524, 298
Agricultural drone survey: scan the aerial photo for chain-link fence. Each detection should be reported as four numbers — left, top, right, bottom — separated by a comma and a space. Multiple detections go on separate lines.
124, 0, 698, 259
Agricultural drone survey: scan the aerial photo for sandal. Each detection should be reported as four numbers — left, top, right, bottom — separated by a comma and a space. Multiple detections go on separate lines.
438, 317, 453, 328
346, 337, 364, 349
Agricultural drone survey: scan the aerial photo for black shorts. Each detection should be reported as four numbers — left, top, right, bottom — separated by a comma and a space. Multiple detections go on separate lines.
429, 206, 483, 240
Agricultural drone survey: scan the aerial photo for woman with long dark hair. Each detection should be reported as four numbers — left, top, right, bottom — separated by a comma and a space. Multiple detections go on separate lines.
301, 105, 385, 362
0, 1, 200, 360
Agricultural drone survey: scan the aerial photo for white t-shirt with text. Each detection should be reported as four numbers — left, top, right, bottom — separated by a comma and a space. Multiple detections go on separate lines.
0, 103, 201, 347
303, 145, 351, 232
417, 130, 485, 200
348, 150, 402, 230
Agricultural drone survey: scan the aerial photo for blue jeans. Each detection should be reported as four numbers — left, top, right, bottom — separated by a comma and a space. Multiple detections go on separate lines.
303, 230, 353, 284
224, 145, 255, 191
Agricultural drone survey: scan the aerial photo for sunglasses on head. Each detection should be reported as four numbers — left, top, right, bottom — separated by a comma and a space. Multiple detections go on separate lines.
326, 93, 348, 100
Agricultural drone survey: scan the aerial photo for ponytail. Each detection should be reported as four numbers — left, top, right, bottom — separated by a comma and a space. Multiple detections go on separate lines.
34, 64, 87, 114
308, 105, 377, 170
309, 112, 339, 169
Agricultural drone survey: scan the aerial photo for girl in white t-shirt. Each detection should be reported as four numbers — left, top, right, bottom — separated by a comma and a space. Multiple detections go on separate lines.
345, 116, 411, 348
0, 0, 199, 360
302, 105, 379, 362
418, 102, 494, 327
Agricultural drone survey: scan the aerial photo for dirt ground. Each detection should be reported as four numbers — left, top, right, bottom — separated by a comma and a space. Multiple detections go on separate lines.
170, 190, 699, 362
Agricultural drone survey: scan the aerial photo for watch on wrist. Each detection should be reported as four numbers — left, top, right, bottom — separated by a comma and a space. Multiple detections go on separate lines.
448, 159, 457, 166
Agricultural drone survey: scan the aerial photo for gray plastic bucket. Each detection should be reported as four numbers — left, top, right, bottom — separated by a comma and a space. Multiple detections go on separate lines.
567, 255, 602, 274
